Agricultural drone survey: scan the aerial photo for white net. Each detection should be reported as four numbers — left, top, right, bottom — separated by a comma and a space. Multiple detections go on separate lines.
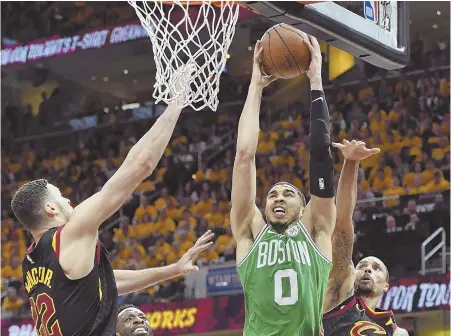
128, 1, 240, 111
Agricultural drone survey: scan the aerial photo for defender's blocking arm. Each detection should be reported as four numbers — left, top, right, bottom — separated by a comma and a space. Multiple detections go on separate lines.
324, 140, 380, 312
231, 41, 276, 243
59, 66, 195, 279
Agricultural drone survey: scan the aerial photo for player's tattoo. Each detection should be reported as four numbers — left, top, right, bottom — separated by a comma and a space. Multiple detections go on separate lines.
331, 231, 353, 277
327, 231, 355, 307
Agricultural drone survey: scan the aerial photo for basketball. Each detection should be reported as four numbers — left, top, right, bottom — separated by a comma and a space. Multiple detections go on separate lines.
260, 23, 311, 79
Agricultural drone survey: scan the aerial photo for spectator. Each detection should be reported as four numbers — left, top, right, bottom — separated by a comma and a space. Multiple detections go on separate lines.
404, 214, 419, 231
433, 193, 446, 211
403, 199, 418, 216
423, 171, 451, 192
383, 176, 405, 207
1, 285, 23, 317
385, 216, 402, 233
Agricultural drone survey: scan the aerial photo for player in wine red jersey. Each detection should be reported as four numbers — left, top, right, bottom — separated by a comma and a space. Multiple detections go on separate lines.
322, 145, 409, 335
12, 66, 214, 336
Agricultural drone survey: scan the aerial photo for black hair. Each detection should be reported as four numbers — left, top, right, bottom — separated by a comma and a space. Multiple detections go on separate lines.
11, 179, 50, 229
117, 304, 139, 316
268, 182, 306, 208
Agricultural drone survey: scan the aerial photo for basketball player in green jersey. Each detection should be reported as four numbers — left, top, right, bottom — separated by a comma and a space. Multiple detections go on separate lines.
231, 35, 380, 335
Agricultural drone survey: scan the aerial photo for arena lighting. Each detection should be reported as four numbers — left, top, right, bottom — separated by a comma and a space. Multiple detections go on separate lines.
103, 107, 109, 113
226, 53, 231, 59
103, 76, 109, 81
123, 69, 129, 74
91, 76, 96, 80
437, 10, 441, 15
122, 102, 140, 110
248, 46, 252, 51
432, 24, 439, 29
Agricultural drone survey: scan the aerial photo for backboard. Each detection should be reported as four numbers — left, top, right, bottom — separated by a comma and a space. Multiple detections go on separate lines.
243, 1, 410, 70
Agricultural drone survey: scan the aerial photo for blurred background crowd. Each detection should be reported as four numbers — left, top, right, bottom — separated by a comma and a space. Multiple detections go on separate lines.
1, 1, 449, 329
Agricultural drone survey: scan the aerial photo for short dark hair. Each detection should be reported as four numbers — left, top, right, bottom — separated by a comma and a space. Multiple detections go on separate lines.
118, 304, 139, 316
11, 179, 49, 229
269, 182, 306, 208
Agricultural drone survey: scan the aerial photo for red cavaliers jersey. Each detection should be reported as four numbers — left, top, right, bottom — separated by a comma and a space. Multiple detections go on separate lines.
323, 295, 398, 336
22, 226, 118, 335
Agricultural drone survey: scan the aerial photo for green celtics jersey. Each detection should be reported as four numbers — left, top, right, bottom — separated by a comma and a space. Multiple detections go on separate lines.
236, 221, 332, 336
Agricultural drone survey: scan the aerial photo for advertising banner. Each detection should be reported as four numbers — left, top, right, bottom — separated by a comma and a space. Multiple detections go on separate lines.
1, 295, 246, 336
2, 274, 448, 335
206, 266, 243, 296
377, 273, 450, 314
1, 22, 148, 66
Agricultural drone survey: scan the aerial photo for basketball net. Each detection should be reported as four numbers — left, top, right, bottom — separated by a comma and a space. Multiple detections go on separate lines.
128, 1, 240, 111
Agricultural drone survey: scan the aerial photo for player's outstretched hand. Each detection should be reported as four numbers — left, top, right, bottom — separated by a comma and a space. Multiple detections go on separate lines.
176, 230, 215, 275
332, 139, 380, 161
170, 63, 196, 103
251, 40, 277, 88
304, 35, 322, 80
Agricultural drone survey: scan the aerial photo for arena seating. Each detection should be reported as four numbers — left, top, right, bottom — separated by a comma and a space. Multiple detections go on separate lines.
1, 47, 449, 315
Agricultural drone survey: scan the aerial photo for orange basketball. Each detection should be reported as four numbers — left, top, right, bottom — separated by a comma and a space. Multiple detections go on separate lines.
260, 23, 311, 79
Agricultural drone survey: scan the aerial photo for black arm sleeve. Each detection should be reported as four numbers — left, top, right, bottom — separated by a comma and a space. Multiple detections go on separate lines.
308, 90, 335, 198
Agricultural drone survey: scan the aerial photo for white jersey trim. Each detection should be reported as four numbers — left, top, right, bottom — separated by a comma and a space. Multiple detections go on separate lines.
237, 225, 269, 268
298, 222, 332, 264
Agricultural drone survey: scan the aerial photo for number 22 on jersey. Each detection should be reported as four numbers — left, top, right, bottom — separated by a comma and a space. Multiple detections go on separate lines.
29, 293, 62, 336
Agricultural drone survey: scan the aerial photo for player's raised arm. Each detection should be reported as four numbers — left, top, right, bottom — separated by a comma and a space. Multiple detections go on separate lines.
59, 66, 195, 279
301, 35, 336, 261
231, 41, 276, 242
323, 140, 380, 312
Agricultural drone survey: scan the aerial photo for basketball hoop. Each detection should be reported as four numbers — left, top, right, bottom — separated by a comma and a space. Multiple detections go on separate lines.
128, 1, 240, 111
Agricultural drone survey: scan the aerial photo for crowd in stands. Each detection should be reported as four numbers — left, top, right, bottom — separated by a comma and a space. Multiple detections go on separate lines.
2, 63, 450, 315
1, 20, 450, 315
1, 2, 135, 46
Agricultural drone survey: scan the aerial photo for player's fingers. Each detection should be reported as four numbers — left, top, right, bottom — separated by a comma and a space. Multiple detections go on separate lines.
307, 35, 321, 54
331, 142, 345, 148
303, 38, 315, 55
195, 231, 214, 246
199, 229, 212, 239
369, 148, 381, 154
254, 47, 264, 64
357, 141, 366, 146
254, 40, 261, 54
342, 139, 351, 145
308, 34, 321, 52
190, 242, 213, 255
265, 75, 278, 85
350, 140, 357, 145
